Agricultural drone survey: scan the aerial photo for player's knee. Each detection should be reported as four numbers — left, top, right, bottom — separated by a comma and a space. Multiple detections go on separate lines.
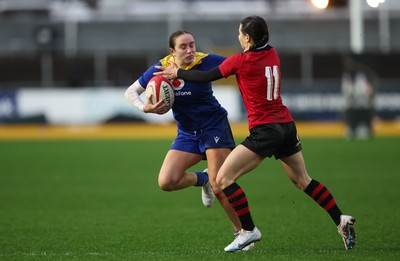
158, 184, 170, 191
208, 179, 221, 194
158, 176, 178, 191
158, 169, 183, 191
216, 174, 230, 189
158, 180, 175, 191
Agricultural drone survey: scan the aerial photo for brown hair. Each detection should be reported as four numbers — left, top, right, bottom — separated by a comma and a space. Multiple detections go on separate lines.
169, 30, 192, 49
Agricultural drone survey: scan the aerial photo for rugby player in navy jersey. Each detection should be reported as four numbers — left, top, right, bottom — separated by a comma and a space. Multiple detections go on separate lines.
125, 30, 254, 246
155, 16, 356, 252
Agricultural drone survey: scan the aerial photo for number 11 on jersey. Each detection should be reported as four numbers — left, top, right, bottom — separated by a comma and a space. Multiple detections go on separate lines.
265, 65, 279, 101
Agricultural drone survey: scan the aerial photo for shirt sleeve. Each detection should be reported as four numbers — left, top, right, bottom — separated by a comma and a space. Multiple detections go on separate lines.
219, 54, 241, 78
207, 53, 226, 67
138, 62, 162, 87
124, 80, 146, 112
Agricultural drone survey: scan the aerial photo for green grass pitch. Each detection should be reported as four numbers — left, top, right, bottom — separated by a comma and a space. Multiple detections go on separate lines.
1, 137, 399, 260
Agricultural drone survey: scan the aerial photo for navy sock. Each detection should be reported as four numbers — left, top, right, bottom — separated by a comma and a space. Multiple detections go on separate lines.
194, 171, 208, 187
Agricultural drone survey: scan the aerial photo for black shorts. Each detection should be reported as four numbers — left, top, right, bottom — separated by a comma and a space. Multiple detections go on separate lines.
241, 122, 302, 159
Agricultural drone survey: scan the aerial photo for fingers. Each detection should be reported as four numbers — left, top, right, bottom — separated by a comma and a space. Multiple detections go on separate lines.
154, 65, 165, 70
146, 94, 153, 103
154, 99, 170, 114
144, 97, 170, 114
168, 61, 178, 68
153, 65, 167, 76
153, 63, 178, 79
154, 70, 177, 79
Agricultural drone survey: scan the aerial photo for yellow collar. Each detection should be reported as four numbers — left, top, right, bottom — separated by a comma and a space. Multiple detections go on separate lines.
160, 52, 209, 70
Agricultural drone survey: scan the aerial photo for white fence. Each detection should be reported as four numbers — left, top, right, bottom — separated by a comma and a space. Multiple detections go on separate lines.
1, 87, 400, 124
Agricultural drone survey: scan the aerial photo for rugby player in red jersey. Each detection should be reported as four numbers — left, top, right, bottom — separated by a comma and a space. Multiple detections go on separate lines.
155, 16, 356, 252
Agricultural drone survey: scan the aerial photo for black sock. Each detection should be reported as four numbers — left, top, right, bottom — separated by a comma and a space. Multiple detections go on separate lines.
305, 179, 343, 226
222, 182, 255, 231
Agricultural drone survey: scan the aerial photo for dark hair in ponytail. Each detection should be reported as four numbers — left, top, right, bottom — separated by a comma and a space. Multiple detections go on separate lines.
240, 16, 269, 51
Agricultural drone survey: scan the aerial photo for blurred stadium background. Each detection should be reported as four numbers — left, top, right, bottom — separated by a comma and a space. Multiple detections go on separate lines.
1, 1, 400, 259
0, 0, 399, 137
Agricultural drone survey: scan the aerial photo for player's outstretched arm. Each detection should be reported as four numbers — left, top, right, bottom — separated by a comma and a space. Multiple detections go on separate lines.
154, 61, 179, 79
155, 61, 224, 83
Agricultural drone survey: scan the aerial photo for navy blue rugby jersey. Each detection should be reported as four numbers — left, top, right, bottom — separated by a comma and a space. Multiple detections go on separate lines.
138, 52, 228, 132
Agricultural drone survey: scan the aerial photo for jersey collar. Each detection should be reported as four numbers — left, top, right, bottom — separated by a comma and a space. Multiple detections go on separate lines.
160, 52, 209, 70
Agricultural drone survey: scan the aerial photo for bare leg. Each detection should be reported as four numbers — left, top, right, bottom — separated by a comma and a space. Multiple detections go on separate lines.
280, 151, 343, 226
216, 145, 264, 231
216, 145, 263, 189
206, 148, 241, 232
279, 151, 311, 190
158, 149, 203, 191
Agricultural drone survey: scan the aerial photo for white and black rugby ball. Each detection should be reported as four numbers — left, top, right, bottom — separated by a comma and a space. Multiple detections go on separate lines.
145, 75, 175, 112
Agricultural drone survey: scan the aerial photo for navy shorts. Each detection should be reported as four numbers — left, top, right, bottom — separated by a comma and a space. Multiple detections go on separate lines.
241, 122, 302, 159
171, 117, 235, 156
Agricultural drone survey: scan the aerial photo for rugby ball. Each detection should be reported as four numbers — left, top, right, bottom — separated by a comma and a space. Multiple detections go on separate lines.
145, 75, 175, 112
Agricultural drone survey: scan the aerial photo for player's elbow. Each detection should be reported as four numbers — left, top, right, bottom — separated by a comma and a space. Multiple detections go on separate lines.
124, 87, 132, 102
